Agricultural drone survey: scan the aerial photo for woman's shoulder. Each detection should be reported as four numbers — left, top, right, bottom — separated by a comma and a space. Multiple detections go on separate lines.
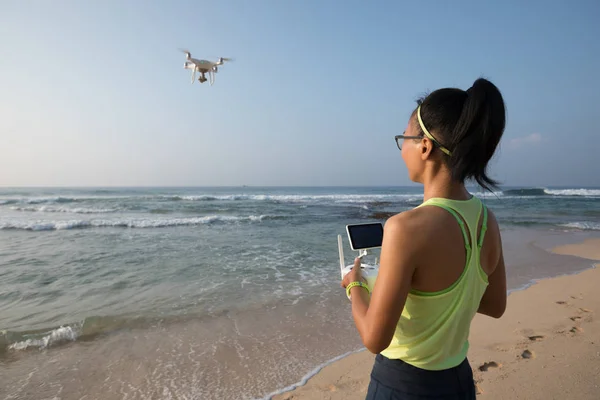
387, 205, 455, 228
386, 202, 502, 248
385, 206, 451, 243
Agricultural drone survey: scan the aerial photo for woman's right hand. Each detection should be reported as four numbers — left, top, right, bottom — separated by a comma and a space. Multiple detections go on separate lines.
341, 257, 367, 289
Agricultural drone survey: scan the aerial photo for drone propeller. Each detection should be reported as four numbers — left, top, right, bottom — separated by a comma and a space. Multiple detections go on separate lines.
218, 57, 234, 63
178, 48, 191, 59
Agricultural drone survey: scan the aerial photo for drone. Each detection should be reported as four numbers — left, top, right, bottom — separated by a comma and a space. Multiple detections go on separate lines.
180, 49, 233, 85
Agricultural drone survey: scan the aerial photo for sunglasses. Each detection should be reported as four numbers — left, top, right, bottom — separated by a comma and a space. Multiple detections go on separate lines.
394, 133, 422, 151
394, 133, 453, 156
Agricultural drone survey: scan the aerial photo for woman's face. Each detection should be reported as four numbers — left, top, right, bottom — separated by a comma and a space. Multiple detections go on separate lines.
401, 116, 425, 183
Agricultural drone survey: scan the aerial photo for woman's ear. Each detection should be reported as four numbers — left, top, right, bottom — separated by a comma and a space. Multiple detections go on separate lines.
420, 137, 434, 160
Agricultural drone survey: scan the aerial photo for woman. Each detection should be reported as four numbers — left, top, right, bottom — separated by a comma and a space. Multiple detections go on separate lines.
342, 77, 508, 399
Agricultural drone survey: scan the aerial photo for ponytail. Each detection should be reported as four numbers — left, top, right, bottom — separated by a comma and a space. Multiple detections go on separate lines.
416, 78, 506, 191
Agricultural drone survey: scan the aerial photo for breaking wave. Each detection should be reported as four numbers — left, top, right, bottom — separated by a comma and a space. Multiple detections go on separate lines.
558, 222, 600, 231
0, 214, 279, 231
501, 188, 600, 197
502, 188, 548, 196
1, 315, 147, 353
10, 206, 117, 214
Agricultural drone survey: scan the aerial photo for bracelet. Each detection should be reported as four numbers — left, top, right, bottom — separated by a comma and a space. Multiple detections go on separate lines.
346, 281, 370, 298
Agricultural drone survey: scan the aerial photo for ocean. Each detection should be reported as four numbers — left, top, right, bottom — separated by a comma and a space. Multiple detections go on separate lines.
1, 186, 599, 399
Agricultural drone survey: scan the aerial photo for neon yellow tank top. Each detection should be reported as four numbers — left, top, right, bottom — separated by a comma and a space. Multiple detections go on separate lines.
379, 195, 489, 371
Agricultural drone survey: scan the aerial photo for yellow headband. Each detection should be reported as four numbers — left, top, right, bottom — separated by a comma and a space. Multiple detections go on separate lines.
417, 105, 452, 156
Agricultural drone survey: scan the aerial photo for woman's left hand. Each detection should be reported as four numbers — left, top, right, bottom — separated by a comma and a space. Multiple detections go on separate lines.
341, 257, 367, 289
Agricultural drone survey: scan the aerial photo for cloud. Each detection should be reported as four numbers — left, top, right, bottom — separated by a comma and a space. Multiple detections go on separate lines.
507, 133, 542, 149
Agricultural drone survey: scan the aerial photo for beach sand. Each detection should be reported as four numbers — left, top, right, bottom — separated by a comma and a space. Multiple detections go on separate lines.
273, 237, 600, 400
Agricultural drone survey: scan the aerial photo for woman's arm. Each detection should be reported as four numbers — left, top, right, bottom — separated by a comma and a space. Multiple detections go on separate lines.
348, 213, 419, 354
477, 211, 507, 318
477, 247, 507, 318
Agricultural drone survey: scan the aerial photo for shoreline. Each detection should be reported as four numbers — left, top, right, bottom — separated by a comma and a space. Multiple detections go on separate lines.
270, 237, 600, 400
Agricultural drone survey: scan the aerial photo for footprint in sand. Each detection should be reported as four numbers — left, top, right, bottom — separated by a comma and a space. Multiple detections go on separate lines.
579, 308, 593, 313
475, 383, 484, 395
528, 335, 545, 341
478, 361, 502, 372
570, 316, 583, 322
521, 349, 535, 359
556, 301, 568, 305
570, 326, 584, 333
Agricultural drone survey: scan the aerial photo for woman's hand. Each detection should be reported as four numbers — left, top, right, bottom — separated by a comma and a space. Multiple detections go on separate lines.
341, 257, 367, 289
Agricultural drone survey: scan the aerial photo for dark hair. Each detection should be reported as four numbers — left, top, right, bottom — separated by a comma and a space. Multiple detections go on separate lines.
413, 78, 506, 192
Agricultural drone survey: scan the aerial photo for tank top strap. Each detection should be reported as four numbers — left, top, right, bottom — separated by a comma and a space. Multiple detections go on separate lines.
477, 202, 488, 248
418, 196, 485, 252
418, 200, 471, 252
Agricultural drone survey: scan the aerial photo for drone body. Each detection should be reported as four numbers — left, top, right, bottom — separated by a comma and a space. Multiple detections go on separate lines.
181, 50, 233, 85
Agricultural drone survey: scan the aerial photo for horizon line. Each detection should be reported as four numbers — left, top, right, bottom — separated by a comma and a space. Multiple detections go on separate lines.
0, 184, 597, 189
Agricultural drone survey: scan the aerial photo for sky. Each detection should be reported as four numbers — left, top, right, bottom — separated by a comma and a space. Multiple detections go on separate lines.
1, 0, 599, 188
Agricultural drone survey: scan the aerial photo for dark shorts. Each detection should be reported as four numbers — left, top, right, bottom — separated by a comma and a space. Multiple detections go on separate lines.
365, 354, 476, 400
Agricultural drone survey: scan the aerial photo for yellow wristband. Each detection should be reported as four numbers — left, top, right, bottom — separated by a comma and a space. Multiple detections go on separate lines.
346, 281, 370, 298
